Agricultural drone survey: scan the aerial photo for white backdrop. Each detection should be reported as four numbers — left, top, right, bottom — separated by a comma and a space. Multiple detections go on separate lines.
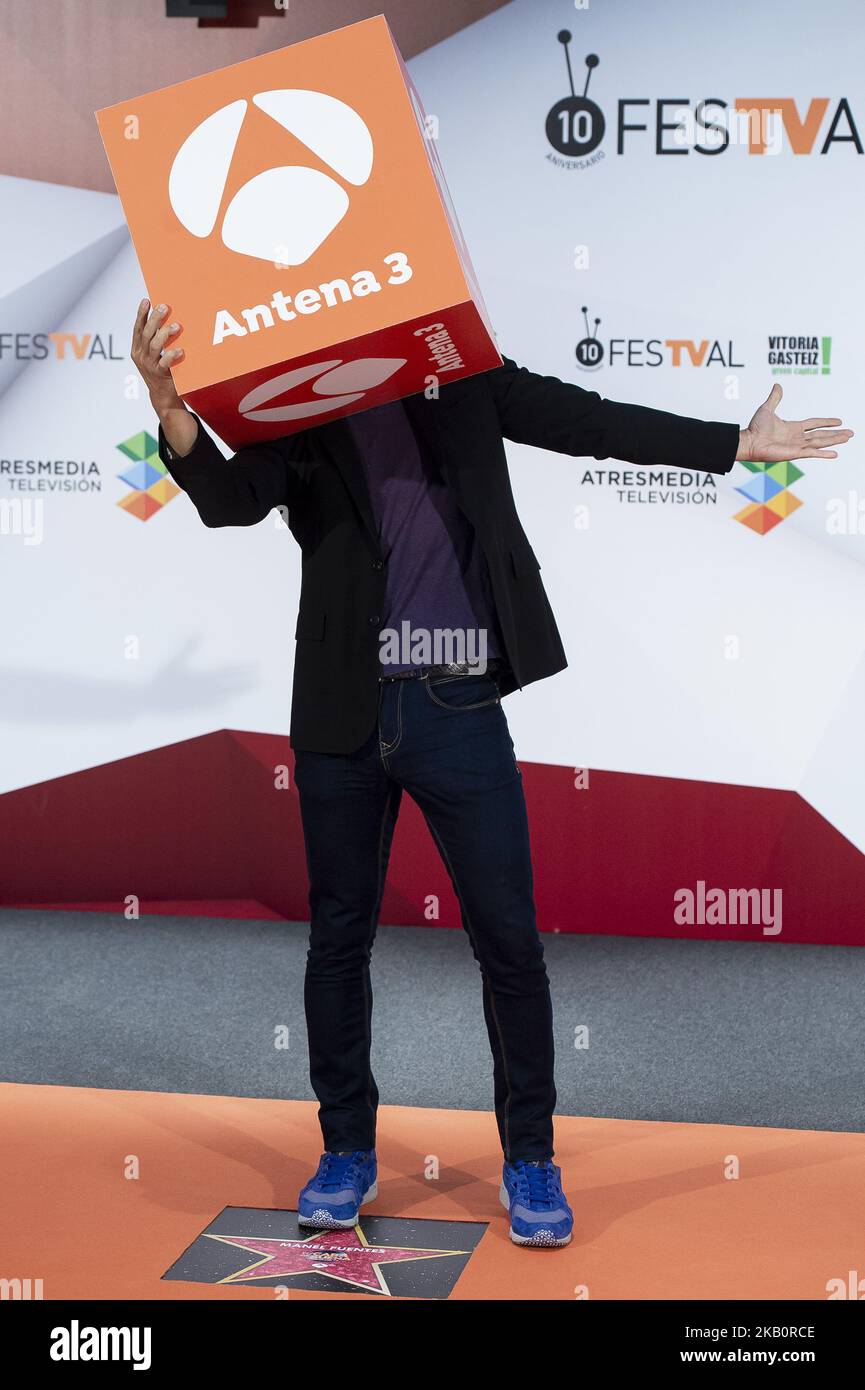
2, 0, 863, 854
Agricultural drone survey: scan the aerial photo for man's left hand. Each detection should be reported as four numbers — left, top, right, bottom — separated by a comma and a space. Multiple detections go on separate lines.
737, 384, 853, 463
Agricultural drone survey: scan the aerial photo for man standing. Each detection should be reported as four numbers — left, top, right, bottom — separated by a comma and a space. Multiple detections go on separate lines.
134, 299, 851, 1247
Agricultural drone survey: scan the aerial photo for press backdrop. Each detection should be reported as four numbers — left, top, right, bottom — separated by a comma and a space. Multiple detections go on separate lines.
2, 0, 863, 942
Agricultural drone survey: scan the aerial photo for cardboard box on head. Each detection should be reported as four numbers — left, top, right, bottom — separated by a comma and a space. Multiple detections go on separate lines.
95, 13, 501, 450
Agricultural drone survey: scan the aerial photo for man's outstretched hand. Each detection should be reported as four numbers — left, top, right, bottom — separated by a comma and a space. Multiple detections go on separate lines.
737, 384, 853, 464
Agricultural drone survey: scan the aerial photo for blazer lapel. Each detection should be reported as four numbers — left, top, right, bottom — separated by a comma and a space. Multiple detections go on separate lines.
403, 382, 477, 501
402, 387, 452, 475
315, 416, 379, 545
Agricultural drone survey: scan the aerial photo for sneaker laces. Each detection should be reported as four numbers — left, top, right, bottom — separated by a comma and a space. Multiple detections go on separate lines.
514, 1160, 557, 1208
315, 1150, 366, 1192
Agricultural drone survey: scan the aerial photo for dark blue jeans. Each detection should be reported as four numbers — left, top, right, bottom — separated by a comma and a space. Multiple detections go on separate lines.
293, 669, 556, 1163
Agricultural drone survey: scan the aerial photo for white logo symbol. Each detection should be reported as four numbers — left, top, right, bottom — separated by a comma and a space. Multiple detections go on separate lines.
169, 90, 374, 266
237, 356, 407, 423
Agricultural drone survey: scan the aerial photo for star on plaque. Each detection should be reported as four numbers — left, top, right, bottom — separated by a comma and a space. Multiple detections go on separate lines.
164, 1206, 487, 1299
208, 1223, 466, 1295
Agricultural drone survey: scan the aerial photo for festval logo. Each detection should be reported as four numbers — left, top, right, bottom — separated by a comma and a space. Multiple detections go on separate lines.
168, 89, 374, 267
544, 33, 861, 169
115, 430, 180, 521
574, 303, 742, 373
733, 459, 805, 535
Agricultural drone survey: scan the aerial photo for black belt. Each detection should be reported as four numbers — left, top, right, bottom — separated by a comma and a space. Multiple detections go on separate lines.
379, 658, 505, 684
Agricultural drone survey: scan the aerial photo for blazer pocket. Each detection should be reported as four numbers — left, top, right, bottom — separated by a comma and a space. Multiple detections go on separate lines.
294, 609, 326, 641
509, 544, 541, 578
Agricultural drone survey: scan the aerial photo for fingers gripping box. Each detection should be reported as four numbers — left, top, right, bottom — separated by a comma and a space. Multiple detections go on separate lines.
95, 14, 501, 449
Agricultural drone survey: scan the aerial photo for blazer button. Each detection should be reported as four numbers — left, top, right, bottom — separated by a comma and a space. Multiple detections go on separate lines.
372, 559, 384, 570
368, 615, 380, 626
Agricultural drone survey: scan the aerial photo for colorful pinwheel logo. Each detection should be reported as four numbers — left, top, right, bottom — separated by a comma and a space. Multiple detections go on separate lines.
115, 430, 180, 521
733, 459, 805, 535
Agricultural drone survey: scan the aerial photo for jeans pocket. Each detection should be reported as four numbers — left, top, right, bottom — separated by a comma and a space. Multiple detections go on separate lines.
424, 673, 501, 711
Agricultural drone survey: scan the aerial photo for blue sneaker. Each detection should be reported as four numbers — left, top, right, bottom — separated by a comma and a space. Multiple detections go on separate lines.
501, 1159, 573, 1247
297, 1149, 377, 1229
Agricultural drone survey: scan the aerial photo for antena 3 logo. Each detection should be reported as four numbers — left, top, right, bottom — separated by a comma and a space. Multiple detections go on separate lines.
238, 356, 406, 424
545, 32, 863, 169
169, 89, 373, 266
167, 87, 417, 417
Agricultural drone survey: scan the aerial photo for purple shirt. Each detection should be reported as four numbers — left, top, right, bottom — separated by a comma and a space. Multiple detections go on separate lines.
347, 398, 503, 672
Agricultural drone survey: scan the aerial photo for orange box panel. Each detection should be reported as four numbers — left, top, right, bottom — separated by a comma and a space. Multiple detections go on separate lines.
96, 15, 500, 448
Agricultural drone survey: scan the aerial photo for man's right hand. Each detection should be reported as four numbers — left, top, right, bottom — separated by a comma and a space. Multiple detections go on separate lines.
132, 299, 198, 458
132, 299, 184, 408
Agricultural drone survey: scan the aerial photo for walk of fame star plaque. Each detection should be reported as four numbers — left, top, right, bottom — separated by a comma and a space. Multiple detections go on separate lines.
163, 1207, 487, 1298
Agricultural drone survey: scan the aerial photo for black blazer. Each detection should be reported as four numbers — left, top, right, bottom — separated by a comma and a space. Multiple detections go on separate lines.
158, 356, 739, 753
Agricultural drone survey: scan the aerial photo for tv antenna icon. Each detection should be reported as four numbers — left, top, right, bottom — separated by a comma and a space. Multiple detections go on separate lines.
545, 38, 605, 158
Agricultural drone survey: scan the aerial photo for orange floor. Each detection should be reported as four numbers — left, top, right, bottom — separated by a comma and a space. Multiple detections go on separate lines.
2, 1081, 863, 1300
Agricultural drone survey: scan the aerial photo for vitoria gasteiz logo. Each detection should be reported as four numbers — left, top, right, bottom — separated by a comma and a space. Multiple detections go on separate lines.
115, 430, 179, 520
168, 89, 374, 266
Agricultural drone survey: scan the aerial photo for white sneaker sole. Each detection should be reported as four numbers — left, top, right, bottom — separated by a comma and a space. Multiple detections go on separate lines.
499, 1180, 572, 1247
297, 1179, 378, 1229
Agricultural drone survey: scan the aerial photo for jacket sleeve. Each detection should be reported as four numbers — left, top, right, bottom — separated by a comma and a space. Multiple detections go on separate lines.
486, 355, 740, 475
157, 411, 307, 527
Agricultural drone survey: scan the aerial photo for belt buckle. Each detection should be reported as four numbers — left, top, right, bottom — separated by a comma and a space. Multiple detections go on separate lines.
446, 659, 494, 677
